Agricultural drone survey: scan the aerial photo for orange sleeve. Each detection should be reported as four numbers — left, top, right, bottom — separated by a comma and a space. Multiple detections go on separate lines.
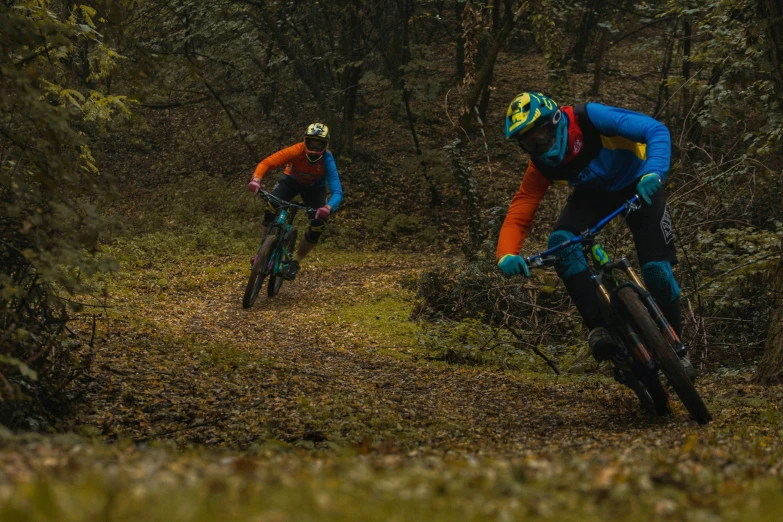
496, 163, 551, 261
252, 143, 304, 181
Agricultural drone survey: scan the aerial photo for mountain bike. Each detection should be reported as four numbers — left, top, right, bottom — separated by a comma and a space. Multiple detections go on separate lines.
525, 195, 712, 424
242, 190, 313, 308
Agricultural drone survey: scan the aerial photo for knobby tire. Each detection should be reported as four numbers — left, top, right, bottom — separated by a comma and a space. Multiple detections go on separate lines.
619, 363, 658, 415
596, 284, 665, 416
243, 235, 277, 308
267, 226, 297, 297
617, 287, 712, 424
641, 365, 671, 416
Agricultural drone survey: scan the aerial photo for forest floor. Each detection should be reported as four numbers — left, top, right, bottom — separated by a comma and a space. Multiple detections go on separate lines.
2, 237, 783, 520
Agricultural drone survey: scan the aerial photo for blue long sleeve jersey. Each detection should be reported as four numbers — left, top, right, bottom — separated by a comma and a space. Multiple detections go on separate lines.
565, 103, 672, 191
496, 103, 672, 258
320, 152, 343, 209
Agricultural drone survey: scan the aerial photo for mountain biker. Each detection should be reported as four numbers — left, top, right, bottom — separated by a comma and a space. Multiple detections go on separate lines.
247, 123, 343, 280
496, 92, 696, 379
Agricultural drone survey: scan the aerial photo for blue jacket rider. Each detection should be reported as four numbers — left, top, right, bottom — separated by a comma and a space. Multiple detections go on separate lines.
496, 92, 695, 379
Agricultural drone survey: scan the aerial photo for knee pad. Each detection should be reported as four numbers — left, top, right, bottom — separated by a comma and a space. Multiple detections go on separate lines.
305, 218, 326, 243
547, 229, 588, 279
263, 200, 280, 225
641, 260, 681, 303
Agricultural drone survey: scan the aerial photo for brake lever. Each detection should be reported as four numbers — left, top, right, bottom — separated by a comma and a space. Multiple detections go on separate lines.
626, 195, 642, 212
526, 255, 558, 268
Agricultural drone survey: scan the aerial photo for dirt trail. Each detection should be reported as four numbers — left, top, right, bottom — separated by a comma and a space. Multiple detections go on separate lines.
2, 251, 782, 521
76, 251, 783, 463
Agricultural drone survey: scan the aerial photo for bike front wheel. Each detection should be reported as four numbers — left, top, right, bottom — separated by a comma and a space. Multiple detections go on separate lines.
617, 287, 712, 424
268, 226, 298, 297
243, 235, 277, 308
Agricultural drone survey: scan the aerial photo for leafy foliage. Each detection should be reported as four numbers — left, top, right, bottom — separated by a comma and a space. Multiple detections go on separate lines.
3, 2, 783, 515
0, 1, 126, 417
414, 254, 582, 361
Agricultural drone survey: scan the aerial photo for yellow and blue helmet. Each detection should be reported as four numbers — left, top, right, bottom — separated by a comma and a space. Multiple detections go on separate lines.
504, 92, 559, 139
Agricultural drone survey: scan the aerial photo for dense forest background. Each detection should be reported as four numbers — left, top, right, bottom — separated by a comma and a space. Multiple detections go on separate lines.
2, 1, 783, 518
3, 0, 782, 412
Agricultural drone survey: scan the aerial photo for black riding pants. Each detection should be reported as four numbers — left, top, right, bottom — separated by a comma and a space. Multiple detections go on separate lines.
263, 175, 328, 243
550, 184, 681, 335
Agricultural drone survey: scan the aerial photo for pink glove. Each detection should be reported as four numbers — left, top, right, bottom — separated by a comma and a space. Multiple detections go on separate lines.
315, 206, 331, 220
247, 178, 261, 194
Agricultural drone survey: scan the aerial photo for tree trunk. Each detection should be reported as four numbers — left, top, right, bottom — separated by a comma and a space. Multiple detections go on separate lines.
682, 17, 692, 81
569, 0, 602, 73
685, 65, 722, 148
477, 0, 502, 121
756, 245, 783, 384
339, 64, 361, 155
759, 0, 783, 97
400, 0, 422, 154
754, 0, 783, 384
679, 16, 693, 121
455, 0, 465, 81
451, 0, 527, 256
336, 0, 364, 155
590, 28, 608, 96
653, 19, 678, 117
450, 137, 485, 254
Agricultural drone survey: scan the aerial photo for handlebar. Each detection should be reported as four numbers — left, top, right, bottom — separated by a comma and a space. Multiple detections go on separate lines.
257, 189, 316, 213
524, 195, 641, 268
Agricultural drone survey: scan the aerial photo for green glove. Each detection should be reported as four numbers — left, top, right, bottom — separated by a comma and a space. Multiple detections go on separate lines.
637, 173, 662, 205
498, 254, 530, 277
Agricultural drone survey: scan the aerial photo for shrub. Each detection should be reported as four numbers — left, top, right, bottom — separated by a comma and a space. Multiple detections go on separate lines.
1, 4, 126, 426
413, 255, 582, 347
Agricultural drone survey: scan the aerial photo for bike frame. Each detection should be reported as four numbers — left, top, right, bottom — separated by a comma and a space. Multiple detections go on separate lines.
524, 195, 642, 267
523, 195, 686, 364
267, 207, 295, 276
257, 190, 314, 276
520, 196, 713, 422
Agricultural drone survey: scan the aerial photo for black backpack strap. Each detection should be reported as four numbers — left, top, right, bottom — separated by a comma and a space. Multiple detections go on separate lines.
573, 104, 602, 157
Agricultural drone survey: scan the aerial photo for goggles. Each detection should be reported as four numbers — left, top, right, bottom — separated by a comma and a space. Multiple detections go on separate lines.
515, 110, 561, 156
304, 137, 327, 152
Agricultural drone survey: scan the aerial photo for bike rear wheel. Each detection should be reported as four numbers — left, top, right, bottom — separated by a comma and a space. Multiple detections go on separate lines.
617, 287, 712, 424
614, 359, 659, 415
243, 235, 277, 308
267, 268, 283, 297
635, 359, 671, 416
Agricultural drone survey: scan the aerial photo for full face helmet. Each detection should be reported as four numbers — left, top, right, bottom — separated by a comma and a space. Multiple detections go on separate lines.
504, 92, 567, 164
303, 123, 330, 163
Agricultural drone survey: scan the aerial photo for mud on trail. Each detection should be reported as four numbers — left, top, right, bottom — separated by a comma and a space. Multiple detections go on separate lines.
3, 249, 783, 520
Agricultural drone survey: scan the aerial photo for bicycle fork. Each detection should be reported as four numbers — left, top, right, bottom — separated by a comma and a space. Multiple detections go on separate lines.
622, 263, 687, 357
592, 262, 656, 371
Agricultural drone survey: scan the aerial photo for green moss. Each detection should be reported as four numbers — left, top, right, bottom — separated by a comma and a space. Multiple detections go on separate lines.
306, 247, 413, 268
328, 291, 420, 358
